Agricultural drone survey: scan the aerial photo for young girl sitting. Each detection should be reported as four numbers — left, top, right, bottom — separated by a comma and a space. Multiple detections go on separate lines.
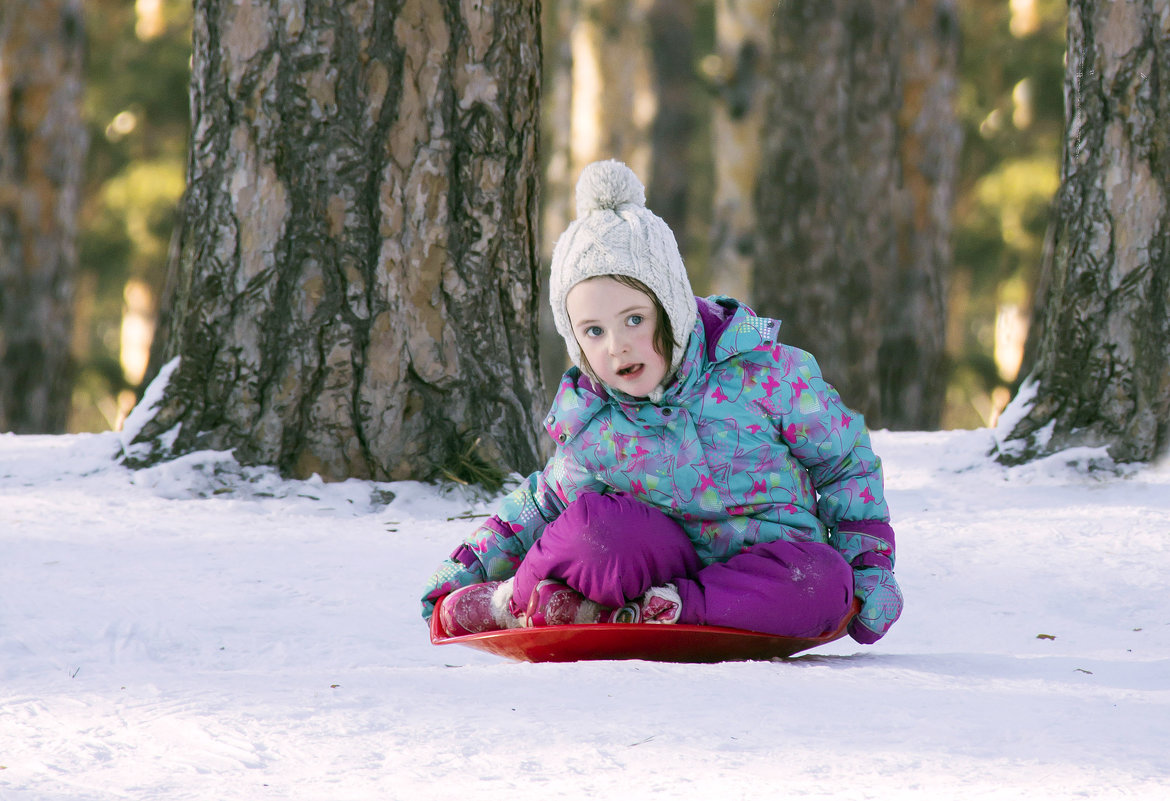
421, 159, 903, 645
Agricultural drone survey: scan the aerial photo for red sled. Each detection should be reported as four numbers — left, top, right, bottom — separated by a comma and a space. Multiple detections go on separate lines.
430, 595, 861, 663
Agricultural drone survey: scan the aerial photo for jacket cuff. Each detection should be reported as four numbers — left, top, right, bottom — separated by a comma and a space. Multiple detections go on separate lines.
449, 544, 487, 580
833, 519, 895, 570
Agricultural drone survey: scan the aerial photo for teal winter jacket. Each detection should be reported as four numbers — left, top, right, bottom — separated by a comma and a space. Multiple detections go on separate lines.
426, 296, 894, 613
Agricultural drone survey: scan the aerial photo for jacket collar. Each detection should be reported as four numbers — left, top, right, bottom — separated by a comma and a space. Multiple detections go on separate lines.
544, 369, 607, 445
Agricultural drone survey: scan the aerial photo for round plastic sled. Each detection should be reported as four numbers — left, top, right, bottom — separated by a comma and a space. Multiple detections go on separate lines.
430, 595, 861, 663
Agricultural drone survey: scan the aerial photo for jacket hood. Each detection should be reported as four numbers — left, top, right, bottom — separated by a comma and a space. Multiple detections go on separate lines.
693, 295, 778, 366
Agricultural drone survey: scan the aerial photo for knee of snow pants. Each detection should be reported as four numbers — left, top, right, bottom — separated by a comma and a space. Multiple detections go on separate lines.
511, 492, 702, 613
674, 539, 854, 639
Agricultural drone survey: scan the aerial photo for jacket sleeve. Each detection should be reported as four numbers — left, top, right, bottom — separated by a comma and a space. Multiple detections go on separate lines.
764, 346, 903, 642
769, 346, 890, 529
445, 446, 604, 583
449, 473, 554, 582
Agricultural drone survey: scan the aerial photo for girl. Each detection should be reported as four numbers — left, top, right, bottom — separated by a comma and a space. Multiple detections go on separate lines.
421, 160, 903, 645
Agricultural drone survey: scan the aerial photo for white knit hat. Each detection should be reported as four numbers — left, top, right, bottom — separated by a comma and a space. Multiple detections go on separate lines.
548, 160, 696, 376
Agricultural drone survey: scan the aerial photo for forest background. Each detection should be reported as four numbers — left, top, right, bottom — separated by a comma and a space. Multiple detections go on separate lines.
16, 0, 1063, 437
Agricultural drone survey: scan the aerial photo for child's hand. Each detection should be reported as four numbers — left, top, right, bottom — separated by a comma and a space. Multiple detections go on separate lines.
848, 566, 904, 644
420, 557, 485, 621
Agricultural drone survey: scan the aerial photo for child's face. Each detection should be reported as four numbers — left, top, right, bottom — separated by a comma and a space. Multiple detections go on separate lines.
566, 277, 668, 398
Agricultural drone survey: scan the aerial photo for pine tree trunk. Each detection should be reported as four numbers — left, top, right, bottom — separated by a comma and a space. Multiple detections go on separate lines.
709, 0, 771, 301
542, 0, 577, 265
131, 0, 546, 485
0, 0, 86, 433
881, 0, 960, 429
539, 0, 577, 401
1000, 0, 1170, 464
569, 0, 654, 179
753, 0, 959, 430
646, 0, 695, 248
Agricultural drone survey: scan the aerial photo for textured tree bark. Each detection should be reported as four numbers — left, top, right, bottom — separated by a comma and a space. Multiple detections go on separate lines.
131, 0, 547, 485
753, 0, 959, 430
0, 0, 86, 433
1000, 0, 1169, 464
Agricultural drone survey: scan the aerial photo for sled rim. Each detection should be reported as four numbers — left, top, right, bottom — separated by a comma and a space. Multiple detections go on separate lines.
430, 595, 860, 663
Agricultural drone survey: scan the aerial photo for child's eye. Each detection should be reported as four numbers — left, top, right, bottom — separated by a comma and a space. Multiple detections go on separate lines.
585, 325, 603, 337
626, 314, 644, 327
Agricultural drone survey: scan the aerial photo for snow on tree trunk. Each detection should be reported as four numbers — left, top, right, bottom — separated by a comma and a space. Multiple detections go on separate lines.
0, 0, 86, 433
753, 0, 959, 430
999, 0, 1169, 464
130, 0, 546, 486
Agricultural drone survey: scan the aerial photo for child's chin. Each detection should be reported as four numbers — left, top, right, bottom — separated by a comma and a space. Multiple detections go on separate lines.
613, 377, 656, 397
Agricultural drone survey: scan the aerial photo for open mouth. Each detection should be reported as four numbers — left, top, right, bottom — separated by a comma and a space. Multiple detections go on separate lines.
616, 364, 643, 378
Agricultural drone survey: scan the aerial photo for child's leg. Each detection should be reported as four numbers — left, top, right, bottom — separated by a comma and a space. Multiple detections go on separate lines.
511, 492, 702, 612
673, 540, 854, 638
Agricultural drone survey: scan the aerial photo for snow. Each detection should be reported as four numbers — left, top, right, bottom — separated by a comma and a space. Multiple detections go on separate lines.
2, 427, 1168, 800
993, 375, 1037, 440
117, 357, 180, 454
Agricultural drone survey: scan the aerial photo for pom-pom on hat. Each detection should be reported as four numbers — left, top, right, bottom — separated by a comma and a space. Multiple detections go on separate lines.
549, 159, 696, 377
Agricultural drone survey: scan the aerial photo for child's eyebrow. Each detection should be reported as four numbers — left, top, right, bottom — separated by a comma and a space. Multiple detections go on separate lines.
575, 304, 650, 327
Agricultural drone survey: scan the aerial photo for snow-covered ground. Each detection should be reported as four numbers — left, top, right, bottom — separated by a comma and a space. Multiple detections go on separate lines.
2, 425, 1168, 800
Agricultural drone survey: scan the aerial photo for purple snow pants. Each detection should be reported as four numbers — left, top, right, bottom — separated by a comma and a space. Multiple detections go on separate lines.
512, 493, 854, 638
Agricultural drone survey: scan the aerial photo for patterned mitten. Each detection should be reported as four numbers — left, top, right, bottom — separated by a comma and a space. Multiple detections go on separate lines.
848, 566, 904, 644
832, 520, 903, 644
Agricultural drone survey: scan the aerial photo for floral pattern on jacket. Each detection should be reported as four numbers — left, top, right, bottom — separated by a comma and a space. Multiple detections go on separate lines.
449, 296, 891, 584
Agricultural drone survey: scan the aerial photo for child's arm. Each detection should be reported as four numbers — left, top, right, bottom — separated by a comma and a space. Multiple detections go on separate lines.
770, 347, 887, 525
420, 449, 602, 619
769, 346, 903, 642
